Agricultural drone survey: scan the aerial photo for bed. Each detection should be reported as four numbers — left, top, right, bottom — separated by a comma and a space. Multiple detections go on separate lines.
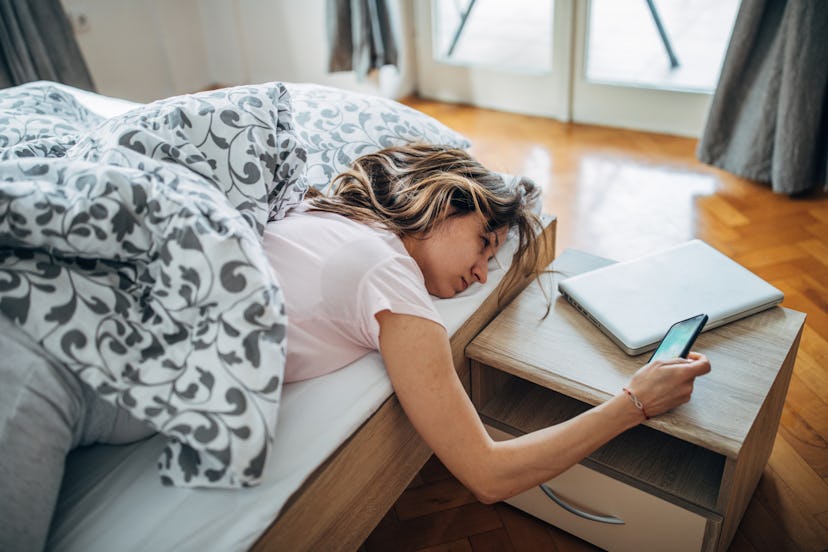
0, 80, 556, 551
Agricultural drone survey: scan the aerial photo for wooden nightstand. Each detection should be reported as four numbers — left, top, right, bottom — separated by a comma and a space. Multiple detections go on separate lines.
466, 249, 806, 551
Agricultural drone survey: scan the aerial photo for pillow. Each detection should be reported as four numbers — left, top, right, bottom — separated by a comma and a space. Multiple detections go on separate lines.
285, 83, 471, 191
0, 81, 103, 151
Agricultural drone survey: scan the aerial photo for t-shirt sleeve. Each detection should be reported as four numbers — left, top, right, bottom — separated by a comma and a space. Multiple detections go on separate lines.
358, 255, 446, 350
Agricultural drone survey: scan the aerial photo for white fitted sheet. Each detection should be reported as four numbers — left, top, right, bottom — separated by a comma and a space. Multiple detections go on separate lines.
45, 84, 521, 552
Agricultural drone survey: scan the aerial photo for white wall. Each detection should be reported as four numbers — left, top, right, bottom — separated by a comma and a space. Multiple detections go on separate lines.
61, 0, 208, 102
61, 0, 416, 103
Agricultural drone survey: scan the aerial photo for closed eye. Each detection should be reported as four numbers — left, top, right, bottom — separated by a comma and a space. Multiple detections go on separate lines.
485, 239, 504, 271
488, 254, 504, 271
485, 227, 505, 270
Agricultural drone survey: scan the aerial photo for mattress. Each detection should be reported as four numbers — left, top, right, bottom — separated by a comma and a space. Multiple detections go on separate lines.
44, 85, 522, 551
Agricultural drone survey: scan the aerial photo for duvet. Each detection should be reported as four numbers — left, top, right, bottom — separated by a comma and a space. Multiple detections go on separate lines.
0, 82, 308, 488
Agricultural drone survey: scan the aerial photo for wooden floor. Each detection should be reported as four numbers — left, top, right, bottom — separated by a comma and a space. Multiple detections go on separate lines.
361, 98, 828, 552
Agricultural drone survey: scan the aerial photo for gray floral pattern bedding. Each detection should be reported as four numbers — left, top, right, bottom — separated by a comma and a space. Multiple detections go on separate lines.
286, 83, 471, 190
0, 82, 307, 488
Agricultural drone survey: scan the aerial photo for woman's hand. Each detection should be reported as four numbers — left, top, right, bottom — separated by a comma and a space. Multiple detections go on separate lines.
624, 352, 711, 419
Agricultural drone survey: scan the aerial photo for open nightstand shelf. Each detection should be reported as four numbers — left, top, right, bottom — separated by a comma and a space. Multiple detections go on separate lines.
465, 249, 805, 551
477, 373, 725, 514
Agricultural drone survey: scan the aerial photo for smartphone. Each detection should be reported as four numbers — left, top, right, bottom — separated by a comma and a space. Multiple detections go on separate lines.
648, 314, 709, 362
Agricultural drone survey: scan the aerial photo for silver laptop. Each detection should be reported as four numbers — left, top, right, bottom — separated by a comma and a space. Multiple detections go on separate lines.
557, 240, 784, 355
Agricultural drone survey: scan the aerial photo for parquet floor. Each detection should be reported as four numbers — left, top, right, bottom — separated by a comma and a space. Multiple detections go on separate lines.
361, 98, 828, 552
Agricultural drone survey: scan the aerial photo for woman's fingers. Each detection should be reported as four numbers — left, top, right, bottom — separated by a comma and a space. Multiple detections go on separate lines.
628, 352, 712, 417
653, 352, 711, 376
677, 352, 712, 376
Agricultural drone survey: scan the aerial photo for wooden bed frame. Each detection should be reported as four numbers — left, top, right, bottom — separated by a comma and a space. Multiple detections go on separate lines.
252, 218, 557, 551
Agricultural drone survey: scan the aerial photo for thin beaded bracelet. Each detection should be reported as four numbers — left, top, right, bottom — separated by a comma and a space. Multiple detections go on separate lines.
622, 387, 650, 420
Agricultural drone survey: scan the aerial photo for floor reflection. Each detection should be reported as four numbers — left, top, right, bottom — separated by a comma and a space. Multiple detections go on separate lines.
545, 154, 719, 261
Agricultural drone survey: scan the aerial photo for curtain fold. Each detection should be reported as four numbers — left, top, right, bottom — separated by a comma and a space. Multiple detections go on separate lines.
697, 0, 828, 195
326, 0, 399, 81
0, 0, 95, 90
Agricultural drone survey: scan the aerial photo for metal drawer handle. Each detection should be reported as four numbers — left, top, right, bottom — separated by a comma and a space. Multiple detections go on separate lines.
539, 484, 625, 525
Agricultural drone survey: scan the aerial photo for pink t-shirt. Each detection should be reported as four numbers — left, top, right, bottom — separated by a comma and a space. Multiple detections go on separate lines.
262, 203, 445, 382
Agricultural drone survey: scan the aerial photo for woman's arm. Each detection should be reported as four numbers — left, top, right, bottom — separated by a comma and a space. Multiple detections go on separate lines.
376, 310, 711, 504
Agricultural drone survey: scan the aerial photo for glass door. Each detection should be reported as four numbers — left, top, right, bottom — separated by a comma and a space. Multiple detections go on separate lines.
415, 0, 741, 138
572, 0, 741, 136
414, 0, 573, 120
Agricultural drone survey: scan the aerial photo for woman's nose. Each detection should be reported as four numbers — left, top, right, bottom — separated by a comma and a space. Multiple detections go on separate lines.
472, 257, 488, 284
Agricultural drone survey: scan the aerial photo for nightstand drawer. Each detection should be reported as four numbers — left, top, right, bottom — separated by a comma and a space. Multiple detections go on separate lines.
486, 425, 717, 552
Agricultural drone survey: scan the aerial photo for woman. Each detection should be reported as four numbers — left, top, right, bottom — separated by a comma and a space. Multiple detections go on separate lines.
0, 142, 710, 549
262, 143, 711, 503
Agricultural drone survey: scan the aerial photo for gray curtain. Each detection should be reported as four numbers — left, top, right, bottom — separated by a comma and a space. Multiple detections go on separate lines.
697, 0, 828, 195
0, 0, 95, 90
326, 0, 399, 81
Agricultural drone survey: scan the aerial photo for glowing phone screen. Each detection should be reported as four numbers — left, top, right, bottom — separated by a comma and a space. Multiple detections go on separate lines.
649, 314, 708, 361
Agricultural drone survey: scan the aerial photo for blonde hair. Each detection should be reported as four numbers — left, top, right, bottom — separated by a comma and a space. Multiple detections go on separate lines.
307, 143, 544, 297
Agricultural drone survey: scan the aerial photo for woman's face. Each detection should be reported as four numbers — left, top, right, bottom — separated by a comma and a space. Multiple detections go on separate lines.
404, 212, 509, 299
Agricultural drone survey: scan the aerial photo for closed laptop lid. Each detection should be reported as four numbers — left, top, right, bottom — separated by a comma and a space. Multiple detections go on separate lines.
557, 240, 784, 355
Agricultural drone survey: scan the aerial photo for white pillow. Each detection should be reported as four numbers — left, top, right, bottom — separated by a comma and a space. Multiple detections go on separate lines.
285, 83, 471, 191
